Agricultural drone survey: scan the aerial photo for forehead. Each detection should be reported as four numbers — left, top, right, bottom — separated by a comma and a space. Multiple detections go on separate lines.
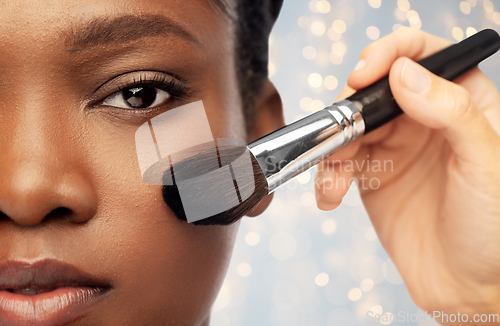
0, 0, 233, 59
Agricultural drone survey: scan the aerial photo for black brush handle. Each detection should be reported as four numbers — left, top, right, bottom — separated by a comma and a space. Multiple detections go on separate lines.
347, 29, 500, 134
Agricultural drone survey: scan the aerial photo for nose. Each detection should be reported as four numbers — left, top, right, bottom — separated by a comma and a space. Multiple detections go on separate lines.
0, 121, 98, 227
0, 161, 98, 226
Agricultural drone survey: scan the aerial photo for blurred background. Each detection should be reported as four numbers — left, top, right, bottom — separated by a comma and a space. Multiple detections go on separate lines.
211, 0, 500, 325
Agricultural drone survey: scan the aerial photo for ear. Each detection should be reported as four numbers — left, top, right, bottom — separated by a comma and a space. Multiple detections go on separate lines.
245, 79, 285, 217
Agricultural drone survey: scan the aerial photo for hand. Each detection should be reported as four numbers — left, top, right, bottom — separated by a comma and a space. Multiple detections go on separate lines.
315, 28, 500, 324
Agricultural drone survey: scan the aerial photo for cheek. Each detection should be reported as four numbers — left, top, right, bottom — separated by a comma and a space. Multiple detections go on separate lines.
204, 95, 247, 141
84, 118, 239, 324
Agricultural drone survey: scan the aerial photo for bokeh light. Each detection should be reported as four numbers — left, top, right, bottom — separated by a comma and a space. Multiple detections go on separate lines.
302, 46, 317, 60
466, 27, 477, 37
316, 0, 332, 13
369, 304, 383, 316
237, 263, 252, 277
297, 171, 311, 184
406, 10, 419, 24
368, 0, 382, 9
300, 192, 316, 206
493, 12, 500, 25
324, 75, 339, 90
394, 8, 406, 21
329, 51, 344, 65
332, 19, 347, 33
407, 10, 422, 29
332, 42, 347, 55
361, 278, 375, 291
311, 21, 326, 35
452, 26, 464, 40
311, 99, 325, 111
300, 97, 313, 111
460, 1, 472, 14
483, 0, 494, 14
308, 73, 323, 88
366, 26, 381, 40
348, 287, 363, 301
315, 272, 330, 286
397, 0, 410, 12
269, 61, 276, 77
245, 231, 261, 246
393, 23, 404, 32
321, 218, 337, 235
328, 28, 342, 41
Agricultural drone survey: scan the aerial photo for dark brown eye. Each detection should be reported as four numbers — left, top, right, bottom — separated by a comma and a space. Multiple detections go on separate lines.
123, 87, 157, 108
103, 87, 170, 109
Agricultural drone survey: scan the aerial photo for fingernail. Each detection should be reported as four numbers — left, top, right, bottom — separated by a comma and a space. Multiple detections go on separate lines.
353, 59, 366, 72
401, 58, 431, 93
316, 198, 341, 211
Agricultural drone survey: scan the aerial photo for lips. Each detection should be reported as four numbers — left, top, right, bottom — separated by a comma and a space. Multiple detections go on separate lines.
0, 259, 111, 326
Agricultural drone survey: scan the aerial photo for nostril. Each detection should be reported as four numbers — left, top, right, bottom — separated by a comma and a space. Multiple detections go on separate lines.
0, 211, 7, 222
47, 207, 73, 220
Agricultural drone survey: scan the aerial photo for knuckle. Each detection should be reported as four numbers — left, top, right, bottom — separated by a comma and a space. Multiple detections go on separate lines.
362, 27, 421, 60
359, 43, 374, 59
396, 26, 420, 37
394, 27, 423, 45
449, 85, 476, 121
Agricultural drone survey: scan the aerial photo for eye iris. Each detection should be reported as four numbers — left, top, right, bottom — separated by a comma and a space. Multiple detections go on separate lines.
123, 87, 157, 108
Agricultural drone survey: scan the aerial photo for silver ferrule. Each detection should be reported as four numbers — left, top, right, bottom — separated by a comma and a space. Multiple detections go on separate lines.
248, 99, 365, 193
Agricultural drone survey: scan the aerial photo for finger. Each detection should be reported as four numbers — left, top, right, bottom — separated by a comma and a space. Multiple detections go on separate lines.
359, 120, 395, 145
347, 27, 450, 90
455, 68, 499, 109
335, 84, 356, 101
322, 139, 362, 164
454, 68, 500, 133
315, 162, 355, 211
389, 57, 500, 163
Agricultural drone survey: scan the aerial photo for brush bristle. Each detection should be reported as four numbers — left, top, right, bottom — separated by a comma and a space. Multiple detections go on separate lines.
162, 141, 268, 225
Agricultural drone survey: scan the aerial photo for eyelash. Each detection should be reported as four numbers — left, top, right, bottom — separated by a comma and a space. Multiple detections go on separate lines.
116, 73, 185, 97
97, 72, 187, 113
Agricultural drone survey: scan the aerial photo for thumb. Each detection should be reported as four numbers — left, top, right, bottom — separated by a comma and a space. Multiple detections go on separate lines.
389, 57, 500, 163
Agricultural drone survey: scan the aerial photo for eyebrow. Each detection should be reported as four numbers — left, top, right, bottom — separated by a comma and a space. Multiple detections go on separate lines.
64, 14, 199, 53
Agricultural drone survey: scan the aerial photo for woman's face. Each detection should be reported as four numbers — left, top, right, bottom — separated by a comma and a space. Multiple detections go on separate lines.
0, 0, 245, 325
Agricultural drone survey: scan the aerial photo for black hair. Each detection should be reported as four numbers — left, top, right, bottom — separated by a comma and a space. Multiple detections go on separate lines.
211, 0, 284, 129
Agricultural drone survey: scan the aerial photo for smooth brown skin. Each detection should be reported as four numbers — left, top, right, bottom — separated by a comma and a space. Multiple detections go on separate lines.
0, 0, 282, 325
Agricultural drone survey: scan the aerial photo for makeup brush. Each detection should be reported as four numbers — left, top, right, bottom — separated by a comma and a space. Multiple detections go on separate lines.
163, 29, 500, 225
